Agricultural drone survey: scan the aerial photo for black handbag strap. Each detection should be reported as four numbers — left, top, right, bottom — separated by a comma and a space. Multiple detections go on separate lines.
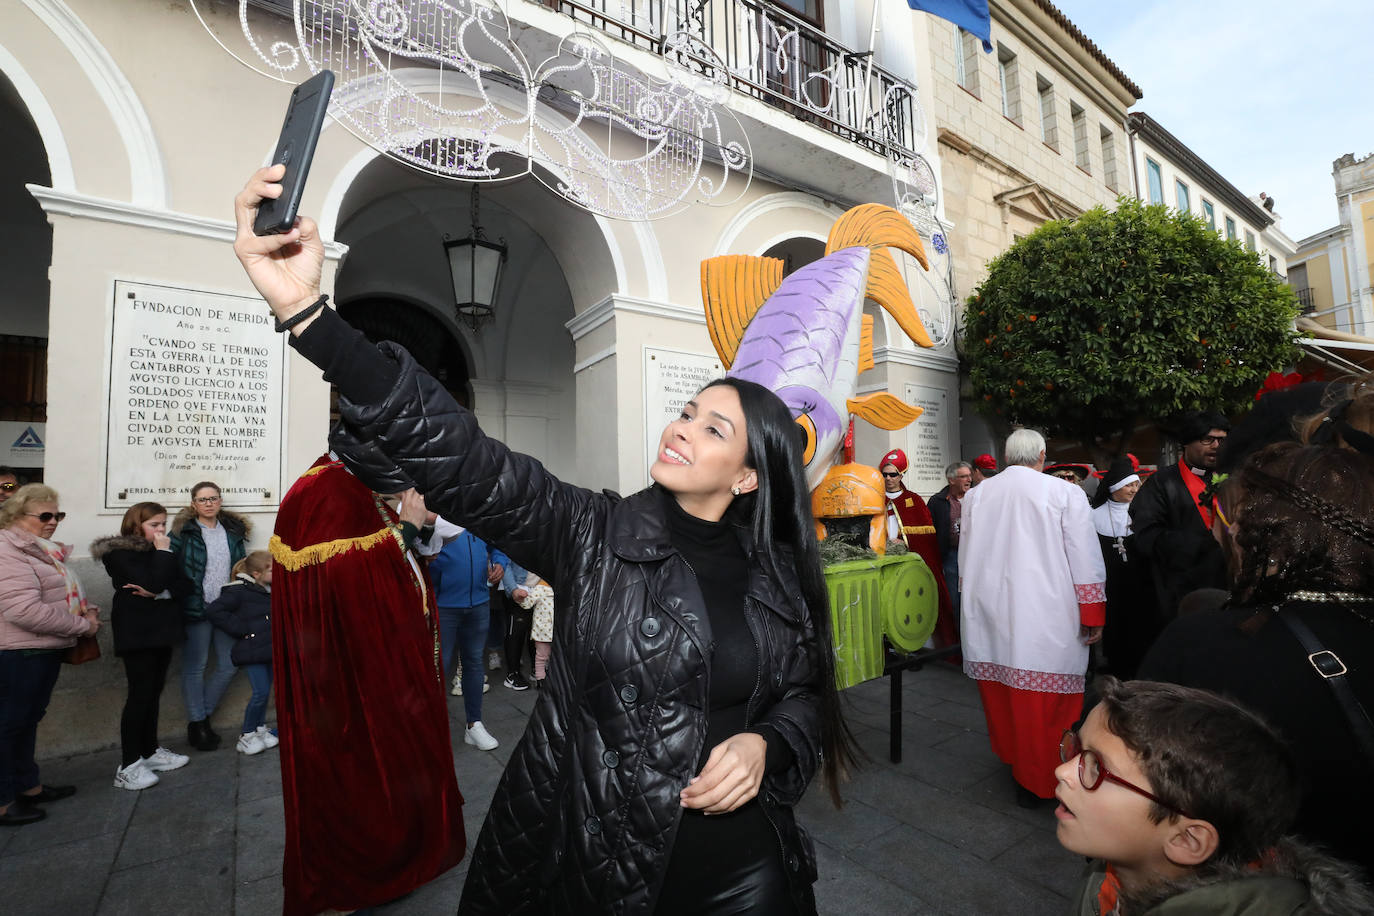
1274, 610, 1374, 769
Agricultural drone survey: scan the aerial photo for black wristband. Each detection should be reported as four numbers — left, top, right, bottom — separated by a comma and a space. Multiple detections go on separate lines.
274, 294, 329, 333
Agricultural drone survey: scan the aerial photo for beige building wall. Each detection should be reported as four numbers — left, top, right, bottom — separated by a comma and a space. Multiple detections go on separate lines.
916, 0, 1139, 458
1289, 151, 1374, 334
1129, 132, 1288, 274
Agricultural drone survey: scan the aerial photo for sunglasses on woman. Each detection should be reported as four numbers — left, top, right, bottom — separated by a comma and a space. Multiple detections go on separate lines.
26, 511, 67, 523
1059, 729, 1190, 816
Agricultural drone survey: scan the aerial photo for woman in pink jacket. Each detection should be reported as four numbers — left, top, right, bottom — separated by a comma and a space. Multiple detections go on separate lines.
0, 484, 101, 826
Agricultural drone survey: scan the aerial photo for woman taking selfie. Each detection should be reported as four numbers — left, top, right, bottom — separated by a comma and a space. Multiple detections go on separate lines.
233, 166, 855, 914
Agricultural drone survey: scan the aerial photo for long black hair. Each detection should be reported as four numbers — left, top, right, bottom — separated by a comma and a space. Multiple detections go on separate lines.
703, 377, 859, 806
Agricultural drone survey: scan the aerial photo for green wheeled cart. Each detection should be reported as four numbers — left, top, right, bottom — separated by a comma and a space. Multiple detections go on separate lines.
824, 553, 939, 689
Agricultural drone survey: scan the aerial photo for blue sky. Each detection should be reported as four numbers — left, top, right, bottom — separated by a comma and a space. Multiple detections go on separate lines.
1048, 0, 1371, 244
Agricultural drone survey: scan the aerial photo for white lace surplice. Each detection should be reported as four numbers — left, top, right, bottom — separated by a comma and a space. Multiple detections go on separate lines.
957, 466, 1106, 694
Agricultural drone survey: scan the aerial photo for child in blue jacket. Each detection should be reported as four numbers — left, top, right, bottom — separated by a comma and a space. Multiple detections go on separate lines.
206, 551, 277, 756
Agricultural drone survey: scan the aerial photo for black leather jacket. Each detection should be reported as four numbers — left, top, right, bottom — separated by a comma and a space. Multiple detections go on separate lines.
300, 312, 824, 915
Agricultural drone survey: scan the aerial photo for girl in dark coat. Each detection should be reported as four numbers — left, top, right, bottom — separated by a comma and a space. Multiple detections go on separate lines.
206, 551, 278, 757
232, 166, 858, 915
92, 502, 194, 791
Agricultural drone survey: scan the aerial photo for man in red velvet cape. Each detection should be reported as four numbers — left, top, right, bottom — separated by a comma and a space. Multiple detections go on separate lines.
878, 448, 957, 650
270, 454, 464, 915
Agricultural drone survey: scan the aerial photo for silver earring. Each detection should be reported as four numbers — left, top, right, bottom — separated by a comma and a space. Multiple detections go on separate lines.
731, 486, 741, 496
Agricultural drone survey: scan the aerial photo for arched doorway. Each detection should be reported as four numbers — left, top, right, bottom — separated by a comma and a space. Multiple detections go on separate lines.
762, 236, 825, 277
0, 70, 53, 482
336, 297, 471, 409
330, 154, 591, 483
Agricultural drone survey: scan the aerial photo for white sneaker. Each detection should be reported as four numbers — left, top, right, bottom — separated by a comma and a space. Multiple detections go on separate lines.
464, 721, 499, 751
451, 668, 489, 696
255, 726, 279, 750
143, 747, 189, 772
113, 760, 159, 791
236, 732, 267, 756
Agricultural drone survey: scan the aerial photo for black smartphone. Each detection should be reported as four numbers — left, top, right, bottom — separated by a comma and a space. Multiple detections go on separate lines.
253, 69, 335, 236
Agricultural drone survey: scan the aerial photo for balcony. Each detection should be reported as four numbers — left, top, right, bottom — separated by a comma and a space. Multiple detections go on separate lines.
543, 0, 922, 159
1294, 287, 1316, 314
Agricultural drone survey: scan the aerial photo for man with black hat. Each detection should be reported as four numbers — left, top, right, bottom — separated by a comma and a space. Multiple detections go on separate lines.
1129, 411, 1230, 623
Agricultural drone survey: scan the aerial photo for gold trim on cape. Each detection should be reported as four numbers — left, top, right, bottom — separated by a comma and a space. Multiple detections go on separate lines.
268, 528, 395, 571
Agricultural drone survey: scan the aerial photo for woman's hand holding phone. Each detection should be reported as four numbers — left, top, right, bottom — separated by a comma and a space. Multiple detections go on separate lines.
232, 164, 326, 333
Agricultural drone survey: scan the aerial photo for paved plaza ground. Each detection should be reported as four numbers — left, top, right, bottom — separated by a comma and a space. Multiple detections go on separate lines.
1, 661, 1084, 915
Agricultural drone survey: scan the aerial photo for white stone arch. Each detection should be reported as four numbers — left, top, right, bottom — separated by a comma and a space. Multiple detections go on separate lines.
0, 41, 74, 191
714, 191, 911, 346
711, 190, 839, 257
308, 71, 677, 305
19, 0, 167, 206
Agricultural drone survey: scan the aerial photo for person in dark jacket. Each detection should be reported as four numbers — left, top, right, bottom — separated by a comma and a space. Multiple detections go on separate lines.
92, 502, 194, 791
206, 551, 278, 757
170, 481, 251, 751
926, 460, 972, 615
1140, 442, 1374, 873
1129, 412, 1230, 622
232, 166, 860, 916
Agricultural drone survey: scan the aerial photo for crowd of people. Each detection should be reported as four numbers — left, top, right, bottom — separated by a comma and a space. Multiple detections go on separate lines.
3, 161, 1372, 915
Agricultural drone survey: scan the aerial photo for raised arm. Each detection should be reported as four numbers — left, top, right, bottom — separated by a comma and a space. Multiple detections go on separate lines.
232, 169, 605, 582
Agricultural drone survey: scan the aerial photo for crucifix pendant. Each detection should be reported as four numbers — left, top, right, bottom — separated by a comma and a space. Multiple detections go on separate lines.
1114, 537, 1128, 562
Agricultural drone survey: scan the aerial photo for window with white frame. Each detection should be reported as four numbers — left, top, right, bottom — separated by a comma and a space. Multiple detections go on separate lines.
1176, 180, 1190, 213
1037, 74, 1056, 147
1202, 200, 1216, 230
1100, 125, 1117, 190
1225, 216, 1237, 240
1071, 102, 1089, 171
956, 28, 981, 96
997, 45, 1021, 124
1146, 158, 1163, 204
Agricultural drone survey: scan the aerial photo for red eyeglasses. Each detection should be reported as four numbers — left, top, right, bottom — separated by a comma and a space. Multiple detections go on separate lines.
1059, 730, 1190, 816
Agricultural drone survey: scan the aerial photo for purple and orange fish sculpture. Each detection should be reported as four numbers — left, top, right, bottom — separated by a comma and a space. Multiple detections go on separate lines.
701, 204, 935, 489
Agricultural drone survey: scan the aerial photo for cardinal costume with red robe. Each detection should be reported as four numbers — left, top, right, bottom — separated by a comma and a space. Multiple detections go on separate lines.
879, 449, 957, 650
270, 454, 465, 915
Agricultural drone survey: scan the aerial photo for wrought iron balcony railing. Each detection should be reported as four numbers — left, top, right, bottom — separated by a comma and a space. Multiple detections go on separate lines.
1294, 287, 1316, 314
543, 0, 923, 158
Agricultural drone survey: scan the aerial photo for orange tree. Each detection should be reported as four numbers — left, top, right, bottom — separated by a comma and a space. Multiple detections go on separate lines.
962, 198, 1302, 458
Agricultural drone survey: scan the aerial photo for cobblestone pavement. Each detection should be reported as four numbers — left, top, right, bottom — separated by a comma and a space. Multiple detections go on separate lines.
1, 662, 1082, 915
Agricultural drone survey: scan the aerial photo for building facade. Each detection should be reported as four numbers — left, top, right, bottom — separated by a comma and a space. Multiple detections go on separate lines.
1126, 111, 1295, 278
1288, 152, 1374, 336
3, 0, 970, 751
921, 0, 1141, 457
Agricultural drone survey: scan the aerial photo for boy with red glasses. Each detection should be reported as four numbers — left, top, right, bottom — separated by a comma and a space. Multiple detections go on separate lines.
1056, 677, 1372, 914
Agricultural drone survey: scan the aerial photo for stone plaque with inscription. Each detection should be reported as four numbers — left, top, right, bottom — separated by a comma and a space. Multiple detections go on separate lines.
105, 281, 286, 509
905, 383, 951, 497
642, 347, 723, 484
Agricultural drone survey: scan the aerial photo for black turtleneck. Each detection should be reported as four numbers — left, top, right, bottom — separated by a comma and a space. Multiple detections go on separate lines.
663, 493, 755, 727
656, 492, 790, 913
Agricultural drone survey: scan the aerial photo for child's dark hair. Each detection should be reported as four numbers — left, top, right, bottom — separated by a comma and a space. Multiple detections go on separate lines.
1093, 677, 1298, 867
